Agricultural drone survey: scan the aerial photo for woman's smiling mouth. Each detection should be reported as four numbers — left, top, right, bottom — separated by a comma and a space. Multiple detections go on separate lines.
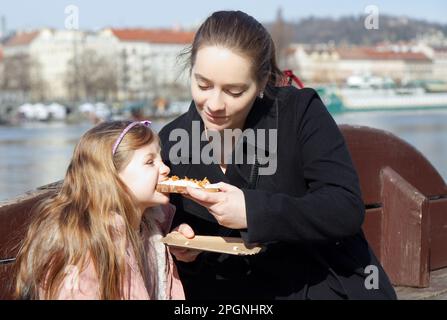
204, 111, 227, 123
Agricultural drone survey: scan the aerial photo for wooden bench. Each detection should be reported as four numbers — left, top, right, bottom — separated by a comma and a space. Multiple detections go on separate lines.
340, 125, 447, 299
1, 125, 447, 299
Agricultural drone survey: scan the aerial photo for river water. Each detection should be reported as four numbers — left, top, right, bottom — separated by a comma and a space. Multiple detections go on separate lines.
1, 110, 446, 201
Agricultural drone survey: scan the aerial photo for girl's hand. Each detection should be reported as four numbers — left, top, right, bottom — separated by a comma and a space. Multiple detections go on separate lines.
169, 224, 201, 262
184, 183, 247, 229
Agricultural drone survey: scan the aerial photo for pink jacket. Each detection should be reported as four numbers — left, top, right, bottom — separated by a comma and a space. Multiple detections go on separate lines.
40, 204, 184, 300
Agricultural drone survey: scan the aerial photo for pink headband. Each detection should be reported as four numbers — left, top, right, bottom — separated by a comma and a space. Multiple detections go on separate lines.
112, 120, 152, 155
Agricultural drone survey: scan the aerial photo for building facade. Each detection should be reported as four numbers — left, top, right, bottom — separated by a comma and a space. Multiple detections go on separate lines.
286, 43, 439, 85
1, 28, 194, 103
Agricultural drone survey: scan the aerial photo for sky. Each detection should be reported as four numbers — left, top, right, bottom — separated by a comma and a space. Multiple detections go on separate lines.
0, 0, 446, 32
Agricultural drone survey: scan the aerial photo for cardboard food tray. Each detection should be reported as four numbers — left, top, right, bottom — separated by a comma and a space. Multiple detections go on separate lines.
161, 232, 263, 256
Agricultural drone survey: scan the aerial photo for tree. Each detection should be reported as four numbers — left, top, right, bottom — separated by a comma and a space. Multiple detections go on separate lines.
1, 53, 48, 102
2, 54, 32, 92
65, 49, 118, 102
270, 7, 294, 69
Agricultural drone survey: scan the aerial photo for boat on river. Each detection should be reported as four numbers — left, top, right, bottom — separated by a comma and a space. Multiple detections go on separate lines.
317, 76, 447, 114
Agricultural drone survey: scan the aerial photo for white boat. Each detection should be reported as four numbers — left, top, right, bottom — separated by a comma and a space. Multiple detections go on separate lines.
318, 75, 447, 114
336, 87, 447, 111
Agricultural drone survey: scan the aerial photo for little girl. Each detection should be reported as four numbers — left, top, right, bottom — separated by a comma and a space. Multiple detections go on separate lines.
14, 120, 184, 300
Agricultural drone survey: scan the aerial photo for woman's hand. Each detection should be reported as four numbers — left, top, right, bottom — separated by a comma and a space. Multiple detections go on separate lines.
184, 182, 247, 229
169, 224, 202, 262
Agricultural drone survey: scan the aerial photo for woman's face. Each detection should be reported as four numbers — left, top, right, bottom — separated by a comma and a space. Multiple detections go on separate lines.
191, 45, 261, 131
119, 142, 170, 210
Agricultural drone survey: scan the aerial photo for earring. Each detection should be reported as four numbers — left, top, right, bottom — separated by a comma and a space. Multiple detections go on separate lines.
259, 91, 264, 99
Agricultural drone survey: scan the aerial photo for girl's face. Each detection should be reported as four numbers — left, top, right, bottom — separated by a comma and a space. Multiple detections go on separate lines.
119, 142, 170, 210
191, 45, 261, 131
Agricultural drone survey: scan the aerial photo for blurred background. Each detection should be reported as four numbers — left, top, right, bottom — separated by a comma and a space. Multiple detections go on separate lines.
1, 0, 446, 201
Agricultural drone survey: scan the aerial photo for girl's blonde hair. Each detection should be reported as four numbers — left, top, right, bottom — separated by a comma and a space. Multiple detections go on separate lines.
14, 120, 159, 299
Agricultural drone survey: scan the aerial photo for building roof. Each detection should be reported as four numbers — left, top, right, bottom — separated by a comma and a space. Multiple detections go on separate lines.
110, 28, 195, 44
336, 47, 431, 62
4, 31, 40, 47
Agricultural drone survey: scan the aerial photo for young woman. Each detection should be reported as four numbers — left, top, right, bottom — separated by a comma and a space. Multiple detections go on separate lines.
159, 10, 397, 299
14, 120, 184, 300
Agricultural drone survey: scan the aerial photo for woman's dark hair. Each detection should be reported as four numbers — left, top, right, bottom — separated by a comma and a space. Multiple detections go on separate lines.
180, 10, 284, 98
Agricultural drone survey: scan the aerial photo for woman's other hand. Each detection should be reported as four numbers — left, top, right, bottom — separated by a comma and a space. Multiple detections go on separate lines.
169, 223, 202, 262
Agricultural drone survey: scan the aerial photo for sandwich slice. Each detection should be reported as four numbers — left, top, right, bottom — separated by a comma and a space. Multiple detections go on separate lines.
156, 176, 220, 194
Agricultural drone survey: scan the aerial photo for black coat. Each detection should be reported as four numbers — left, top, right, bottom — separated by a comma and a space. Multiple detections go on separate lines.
159, 86, 397, 300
